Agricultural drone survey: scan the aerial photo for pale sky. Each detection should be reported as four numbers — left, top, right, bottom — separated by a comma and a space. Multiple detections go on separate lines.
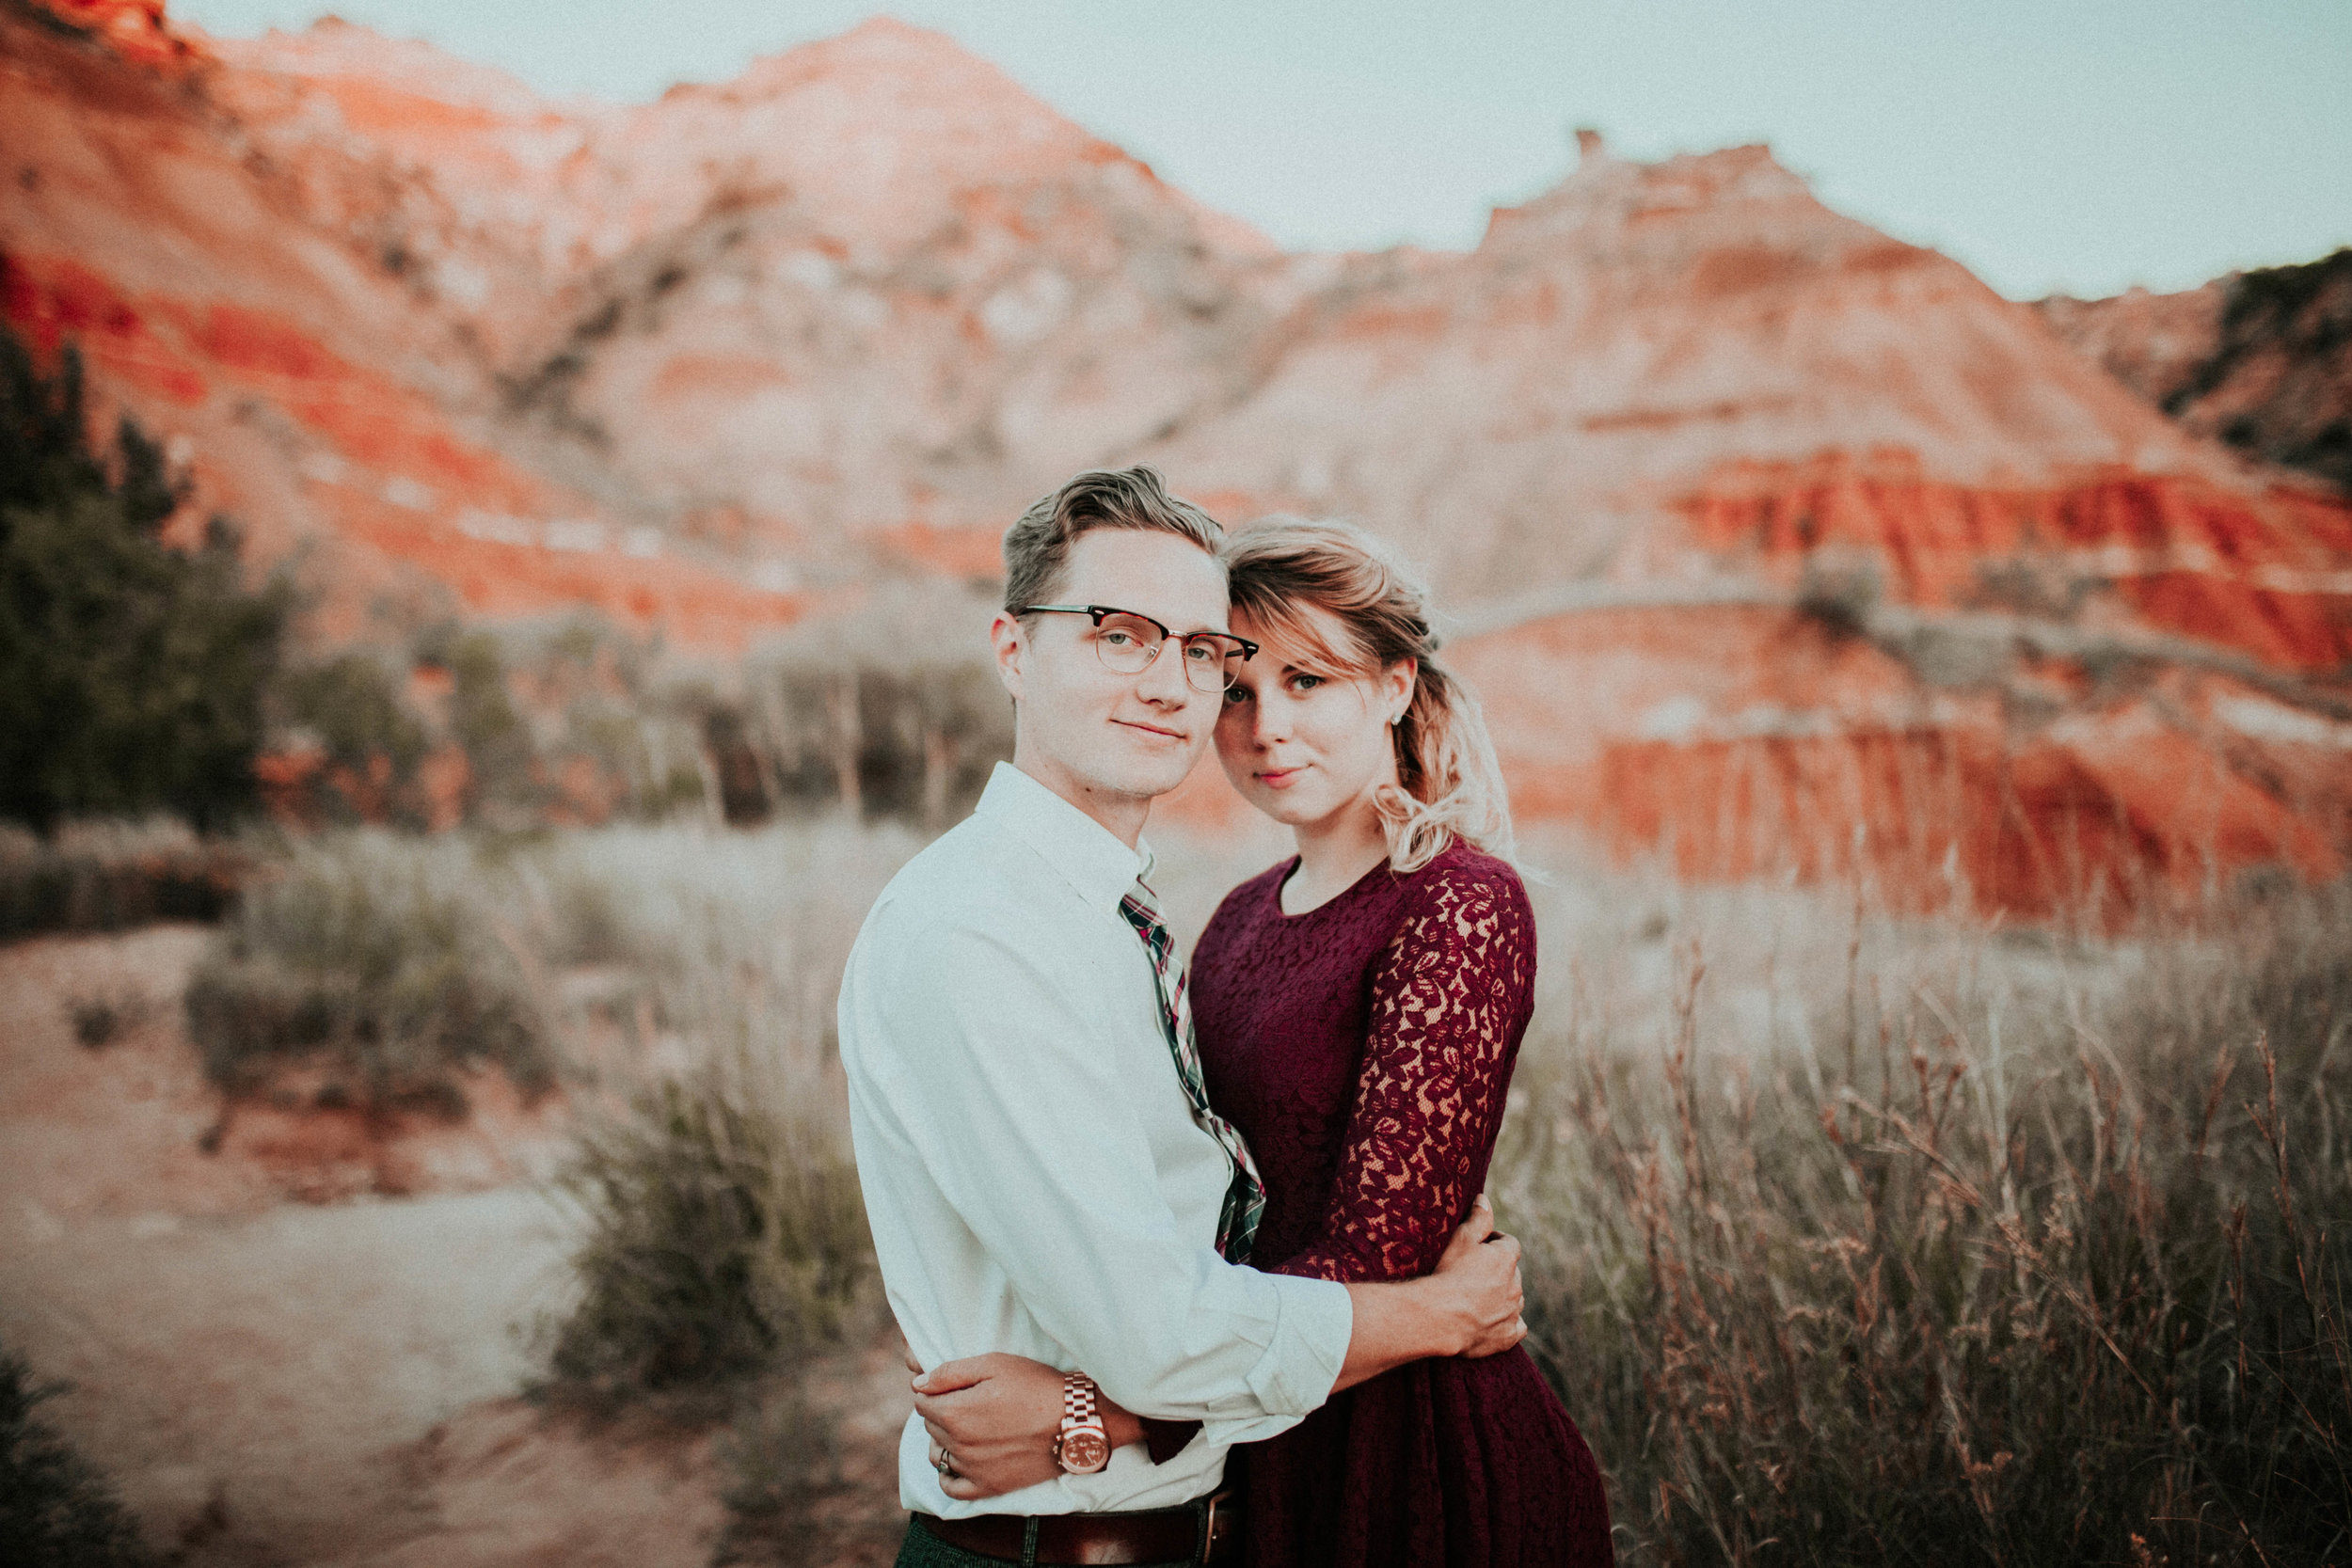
173, 0, 2352, 301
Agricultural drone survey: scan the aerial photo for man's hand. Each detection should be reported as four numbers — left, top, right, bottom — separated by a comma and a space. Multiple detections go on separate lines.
1329, 1194, 1528, 1392
1426, 1194, 1526, 1357
913, 1353, 1073, 1501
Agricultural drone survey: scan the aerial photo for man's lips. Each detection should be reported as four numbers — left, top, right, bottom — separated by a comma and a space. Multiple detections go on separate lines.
1114, 718, 1187, 741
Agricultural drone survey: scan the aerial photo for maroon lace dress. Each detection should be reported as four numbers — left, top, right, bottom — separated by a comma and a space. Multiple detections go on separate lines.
1189, 842, 1613, 1568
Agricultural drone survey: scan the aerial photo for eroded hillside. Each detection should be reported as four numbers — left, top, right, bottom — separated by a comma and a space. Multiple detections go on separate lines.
7, 0, 2349, 912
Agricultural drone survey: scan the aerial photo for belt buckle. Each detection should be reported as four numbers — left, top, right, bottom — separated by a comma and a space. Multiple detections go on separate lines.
1195, 1492, 1222, 1565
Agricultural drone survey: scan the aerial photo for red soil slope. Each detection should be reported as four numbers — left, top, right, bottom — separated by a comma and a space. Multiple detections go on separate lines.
0, 3, 810, 653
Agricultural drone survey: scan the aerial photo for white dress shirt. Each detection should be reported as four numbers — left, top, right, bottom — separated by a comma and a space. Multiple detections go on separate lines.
839, 762, 1353, 1516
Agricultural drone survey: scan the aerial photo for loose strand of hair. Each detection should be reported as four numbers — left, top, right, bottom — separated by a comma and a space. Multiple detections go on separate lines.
1376, 658, 1516, 874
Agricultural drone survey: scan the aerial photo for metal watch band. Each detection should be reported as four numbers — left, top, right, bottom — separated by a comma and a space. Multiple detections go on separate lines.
1063, 1371, 1100, 1427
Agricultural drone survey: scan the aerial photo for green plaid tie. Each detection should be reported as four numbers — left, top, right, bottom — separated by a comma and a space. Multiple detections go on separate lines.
1119, 879, 1265, 1263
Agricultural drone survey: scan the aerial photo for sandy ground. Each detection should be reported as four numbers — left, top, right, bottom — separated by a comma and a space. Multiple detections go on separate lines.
0, 927, 910, 1567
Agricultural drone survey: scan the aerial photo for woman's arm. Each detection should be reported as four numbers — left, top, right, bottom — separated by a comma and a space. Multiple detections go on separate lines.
1268, 863, 1536, 1286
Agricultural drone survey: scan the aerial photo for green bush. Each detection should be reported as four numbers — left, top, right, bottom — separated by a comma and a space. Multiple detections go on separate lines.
0, 1349, 153, 1568
0, 325, 288, 832
183, 832, 556, 1111
0, 817, 246, 942
1501, 878, 2352, 1566
544, 1061, 870, 1399
278, 653, 428, 781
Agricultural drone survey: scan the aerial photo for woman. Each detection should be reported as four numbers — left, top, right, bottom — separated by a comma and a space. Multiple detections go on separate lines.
920, 518, 1613, 1566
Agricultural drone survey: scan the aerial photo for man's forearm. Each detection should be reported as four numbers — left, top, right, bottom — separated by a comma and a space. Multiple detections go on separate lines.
1332, 1276, 1464, 1392
1089, 1278, 1450, 1442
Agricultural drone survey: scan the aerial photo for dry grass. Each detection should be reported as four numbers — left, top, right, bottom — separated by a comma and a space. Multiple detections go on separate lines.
183, 831, 557, 1115
167, 813, 2350, 1561
527, 820, 917, 1403
1494, 853, 2351, 1566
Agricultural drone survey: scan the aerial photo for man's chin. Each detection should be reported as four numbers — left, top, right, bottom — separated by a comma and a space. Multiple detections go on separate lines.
1095, 747, 1205, 804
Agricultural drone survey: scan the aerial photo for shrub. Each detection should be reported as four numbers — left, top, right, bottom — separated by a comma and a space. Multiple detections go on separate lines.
275, 650, 431, 823
534, 820, 913, 1403
0, 1349, 153, 1568
543, 1059, 870, 1400
1500, 875, 2352, 1566
0, 326, 289, 832
66, 987, 148, 1047
0, 817, 246, 942
183, 831, 556, 1111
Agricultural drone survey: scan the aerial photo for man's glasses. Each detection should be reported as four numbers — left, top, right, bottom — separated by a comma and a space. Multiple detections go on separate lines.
1019, 605, 1260, 693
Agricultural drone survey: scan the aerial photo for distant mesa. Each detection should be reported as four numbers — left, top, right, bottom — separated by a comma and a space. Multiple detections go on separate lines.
4, 0, 2347, 913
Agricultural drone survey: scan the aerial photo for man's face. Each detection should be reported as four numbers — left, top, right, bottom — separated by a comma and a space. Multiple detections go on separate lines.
993, 529, 1231, 814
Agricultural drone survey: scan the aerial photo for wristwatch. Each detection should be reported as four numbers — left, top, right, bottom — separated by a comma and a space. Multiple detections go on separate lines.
1051, 1371, 1112, 1474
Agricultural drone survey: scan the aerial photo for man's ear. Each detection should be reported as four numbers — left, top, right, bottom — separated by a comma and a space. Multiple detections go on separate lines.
990, 610, 1026, 704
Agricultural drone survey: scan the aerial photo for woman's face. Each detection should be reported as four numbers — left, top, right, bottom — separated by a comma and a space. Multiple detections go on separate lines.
1216, 602, 1414, 834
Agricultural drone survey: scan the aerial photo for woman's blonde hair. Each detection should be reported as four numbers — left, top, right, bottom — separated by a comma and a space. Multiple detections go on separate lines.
1222, 517, 1514, 872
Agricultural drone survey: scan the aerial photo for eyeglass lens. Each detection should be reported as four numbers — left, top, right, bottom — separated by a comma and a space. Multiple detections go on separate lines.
1091, 612, 1244, 692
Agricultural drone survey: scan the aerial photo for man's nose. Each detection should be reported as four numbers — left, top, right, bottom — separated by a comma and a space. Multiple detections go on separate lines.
1134, 636, 1193, 705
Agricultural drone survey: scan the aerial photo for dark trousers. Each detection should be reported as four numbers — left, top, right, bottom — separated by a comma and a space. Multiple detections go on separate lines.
895, 1515, 1200, 1568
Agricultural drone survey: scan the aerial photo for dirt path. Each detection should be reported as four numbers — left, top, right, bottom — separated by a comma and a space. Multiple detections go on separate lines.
0, 927, 907, 1567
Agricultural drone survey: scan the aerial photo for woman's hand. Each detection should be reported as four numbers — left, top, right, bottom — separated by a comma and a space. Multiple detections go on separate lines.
908, 1352, 1145, 1500
1427, 1194, 1527, 1358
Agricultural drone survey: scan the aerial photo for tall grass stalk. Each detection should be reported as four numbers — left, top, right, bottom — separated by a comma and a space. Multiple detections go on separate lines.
1498, 872, 2351, 1565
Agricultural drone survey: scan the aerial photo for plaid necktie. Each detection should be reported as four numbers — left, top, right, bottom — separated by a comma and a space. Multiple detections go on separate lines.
1119, 879, 1266, 1263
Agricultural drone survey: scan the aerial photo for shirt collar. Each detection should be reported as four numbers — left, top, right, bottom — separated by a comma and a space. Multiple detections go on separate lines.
975, 762, 1152, 917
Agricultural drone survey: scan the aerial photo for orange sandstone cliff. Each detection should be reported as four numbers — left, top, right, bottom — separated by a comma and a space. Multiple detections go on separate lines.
6, 3, 2347, 913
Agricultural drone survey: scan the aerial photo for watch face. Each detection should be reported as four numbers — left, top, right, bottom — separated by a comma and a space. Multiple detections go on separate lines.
1059, 1427, 1112, 1474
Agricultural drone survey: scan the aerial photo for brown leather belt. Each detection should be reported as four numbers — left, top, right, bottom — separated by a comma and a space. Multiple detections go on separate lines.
914, 1487, 1237, 1564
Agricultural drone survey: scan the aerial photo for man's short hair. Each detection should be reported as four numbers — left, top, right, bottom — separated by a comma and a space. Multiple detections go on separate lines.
1002, 467, 1225, 614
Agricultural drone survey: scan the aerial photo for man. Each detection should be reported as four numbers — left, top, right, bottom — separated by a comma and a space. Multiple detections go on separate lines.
838, 467, 1525, 1567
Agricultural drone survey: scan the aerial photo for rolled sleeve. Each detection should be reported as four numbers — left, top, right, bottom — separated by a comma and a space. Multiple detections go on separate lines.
1204, 1268, 1349, 1444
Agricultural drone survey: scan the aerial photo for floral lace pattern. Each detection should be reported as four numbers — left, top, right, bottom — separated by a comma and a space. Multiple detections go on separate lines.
1189, 841, 1613, 1568
1267, 858, 1533, 1284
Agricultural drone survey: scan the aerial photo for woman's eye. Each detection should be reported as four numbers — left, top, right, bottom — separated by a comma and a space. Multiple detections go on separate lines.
1290, 674, 1324, 693
1223, 686, 1251, 706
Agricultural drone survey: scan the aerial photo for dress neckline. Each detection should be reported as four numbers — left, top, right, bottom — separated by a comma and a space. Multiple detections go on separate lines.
1270, 852, 1400, 922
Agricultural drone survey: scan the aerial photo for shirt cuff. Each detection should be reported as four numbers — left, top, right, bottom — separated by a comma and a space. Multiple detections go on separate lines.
1241, 1273, 1350, 1416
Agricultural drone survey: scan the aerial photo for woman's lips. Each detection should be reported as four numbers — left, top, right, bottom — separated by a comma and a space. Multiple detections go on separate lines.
1257, 766, 1305, 787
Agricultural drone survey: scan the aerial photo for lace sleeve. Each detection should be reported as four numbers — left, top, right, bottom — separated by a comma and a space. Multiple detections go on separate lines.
1270, 863, 1535, 1284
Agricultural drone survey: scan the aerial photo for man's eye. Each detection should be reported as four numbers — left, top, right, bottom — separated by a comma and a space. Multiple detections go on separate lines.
1101, 630, 1136, 648
1183, 641, 1219, 664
